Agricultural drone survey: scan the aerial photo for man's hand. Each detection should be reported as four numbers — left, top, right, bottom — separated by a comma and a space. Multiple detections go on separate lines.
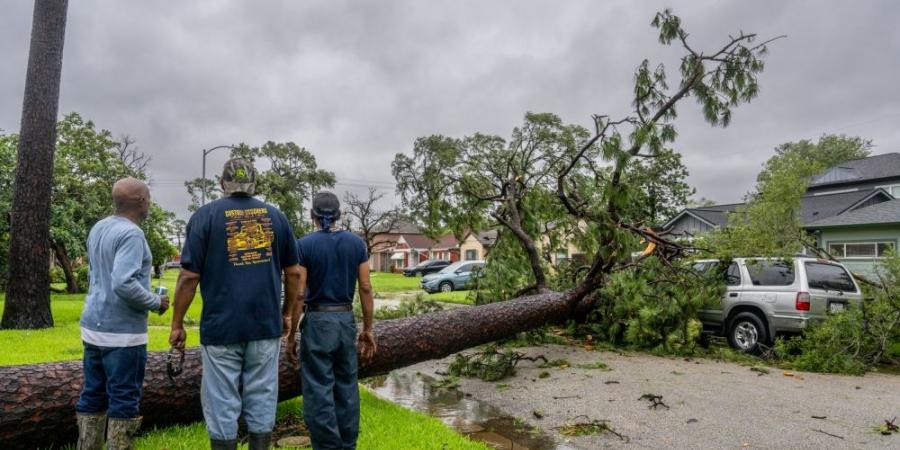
157, 295, 170, 315
169, 324, 187, 351
357, 329, 377, 364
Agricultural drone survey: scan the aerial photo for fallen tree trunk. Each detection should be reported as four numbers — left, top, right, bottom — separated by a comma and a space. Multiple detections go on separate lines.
0, 291, 595, 449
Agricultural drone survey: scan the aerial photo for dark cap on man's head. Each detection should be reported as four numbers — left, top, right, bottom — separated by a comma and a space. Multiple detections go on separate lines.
312, 192, 341, 219
221, 158, 257, 196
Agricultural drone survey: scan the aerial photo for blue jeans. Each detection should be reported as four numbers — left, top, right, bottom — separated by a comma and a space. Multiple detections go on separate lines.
76, 343, 147, 419
200, 338, 280, 441
300, 311, 360, 450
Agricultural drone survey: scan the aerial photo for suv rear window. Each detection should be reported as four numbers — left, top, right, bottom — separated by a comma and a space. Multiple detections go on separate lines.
805, 262, 856, 292
747, 261, 794, 286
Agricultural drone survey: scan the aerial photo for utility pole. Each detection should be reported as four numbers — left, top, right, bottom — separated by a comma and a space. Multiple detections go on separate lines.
200, 145, 234, 206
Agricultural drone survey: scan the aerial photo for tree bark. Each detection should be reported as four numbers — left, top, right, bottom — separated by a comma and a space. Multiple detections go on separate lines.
0, 291, 598, 449
51, 240, 80, 293
2, 0, 69, 329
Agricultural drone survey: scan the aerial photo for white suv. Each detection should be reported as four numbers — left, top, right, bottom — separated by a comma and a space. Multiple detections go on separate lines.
693, 257, 862, 353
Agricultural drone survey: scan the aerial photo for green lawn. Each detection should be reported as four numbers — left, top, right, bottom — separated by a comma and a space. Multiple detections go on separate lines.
369, 272, 476, 305
369, 272, 421, 294
0, 270, 472, 366
426, 290, 475, 305
135, 390, 487, 450
2, 270, 487, 449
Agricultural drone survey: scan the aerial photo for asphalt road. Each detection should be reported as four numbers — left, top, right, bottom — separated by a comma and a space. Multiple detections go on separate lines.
400, 344, 900, 449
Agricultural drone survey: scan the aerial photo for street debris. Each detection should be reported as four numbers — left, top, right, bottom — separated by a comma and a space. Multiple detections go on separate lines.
812, 429, 844, 439
638, 393, 670, 410
877, 417, 899, 435
556, 417, 627, 441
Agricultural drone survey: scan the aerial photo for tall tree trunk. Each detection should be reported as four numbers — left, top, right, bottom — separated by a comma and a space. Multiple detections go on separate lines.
51, 240, 79, 293
2, 0, 69, 329
0, 290, 598, 449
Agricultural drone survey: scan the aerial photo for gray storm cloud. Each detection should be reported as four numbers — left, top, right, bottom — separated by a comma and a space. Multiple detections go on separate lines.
2, 0, 899, 218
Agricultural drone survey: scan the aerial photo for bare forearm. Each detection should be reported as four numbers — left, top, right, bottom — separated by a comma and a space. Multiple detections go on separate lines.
359, 286, 374, 331
284, 265, 305, 335
171, 271, 199, 328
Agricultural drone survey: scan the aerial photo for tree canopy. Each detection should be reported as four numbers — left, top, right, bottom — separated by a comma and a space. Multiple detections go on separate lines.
393, 9, 780, 299
1, 113, 178, 293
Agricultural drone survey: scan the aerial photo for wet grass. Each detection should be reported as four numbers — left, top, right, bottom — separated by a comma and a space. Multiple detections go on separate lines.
369, 272, 422, 293
135, 390, 488, 449
426, 290, 475, 305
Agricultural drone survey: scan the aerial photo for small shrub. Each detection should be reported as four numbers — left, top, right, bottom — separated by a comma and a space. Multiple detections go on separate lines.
49, 266, 65, 284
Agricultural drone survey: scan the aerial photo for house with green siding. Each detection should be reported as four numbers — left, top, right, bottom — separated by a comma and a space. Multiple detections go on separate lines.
664, 153, 900, 276
806, 199, 900, 278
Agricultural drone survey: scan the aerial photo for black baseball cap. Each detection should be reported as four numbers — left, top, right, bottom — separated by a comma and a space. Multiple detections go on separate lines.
312, 192, 340, 218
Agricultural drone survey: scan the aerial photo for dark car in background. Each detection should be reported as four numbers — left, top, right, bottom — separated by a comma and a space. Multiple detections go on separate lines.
403, 259, 451, 277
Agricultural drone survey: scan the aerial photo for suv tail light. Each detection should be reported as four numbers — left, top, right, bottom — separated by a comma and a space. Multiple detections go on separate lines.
796, 292, 810, 311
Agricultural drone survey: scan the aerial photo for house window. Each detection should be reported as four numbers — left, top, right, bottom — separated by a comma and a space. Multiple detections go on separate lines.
555, 250, 568, 265
828, 241, 895, 259
465, 249, 477, 261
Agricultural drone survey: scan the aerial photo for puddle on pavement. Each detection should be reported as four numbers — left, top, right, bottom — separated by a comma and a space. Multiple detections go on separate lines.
367, 372, 576, 450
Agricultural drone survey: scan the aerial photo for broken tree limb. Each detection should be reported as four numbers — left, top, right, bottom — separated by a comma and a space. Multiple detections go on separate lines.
0, 290, 593, 449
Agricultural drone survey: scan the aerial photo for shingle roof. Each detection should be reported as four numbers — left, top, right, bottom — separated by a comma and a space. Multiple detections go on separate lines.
809, 153, 900, 187
402, 234, 438, 249
687, 203, 742, 227
806, 199, 900, 228
799, 189, 889, 223
400, 233, 459, 250
672, 189, 891, 228
431, 234, 460, 250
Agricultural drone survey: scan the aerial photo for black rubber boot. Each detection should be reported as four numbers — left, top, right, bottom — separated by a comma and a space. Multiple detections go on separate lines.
249, 432, 273, 450
210, 438, 238, 450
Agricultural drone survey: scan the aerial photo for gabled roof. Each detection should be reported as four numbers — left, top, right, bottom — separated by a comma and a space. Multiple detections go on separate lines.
809, 153, 900, 187
476, 230, 498, 247
800, 188, 892, 223
402, 234, 439, 250
462, 229, 499, 247
664, 188, 893, 230
806, 199, 900, 228
663, 203, 741, 229
431, 234, 460, 250
397, 233, 459, 250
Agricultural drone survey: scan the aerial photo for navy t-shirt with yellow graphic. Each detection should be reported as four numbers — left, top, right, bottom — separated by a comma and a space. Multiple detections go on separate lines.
181, 195, 299, 345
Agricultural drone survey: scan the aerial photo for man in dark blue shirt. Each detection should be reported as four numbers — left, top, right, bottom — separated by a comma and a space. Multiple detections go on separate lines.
287, 192, 376, 450
169, 158, 302, 450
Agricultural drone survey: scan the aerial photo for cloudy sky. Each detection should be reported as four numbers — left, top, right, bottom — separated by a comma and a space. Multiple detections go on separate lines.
2, 0, 899, 219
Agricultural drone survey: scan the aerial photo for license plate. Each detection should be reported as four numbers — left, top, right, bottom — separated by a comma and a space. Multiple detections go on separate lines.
829, 302, 845, 312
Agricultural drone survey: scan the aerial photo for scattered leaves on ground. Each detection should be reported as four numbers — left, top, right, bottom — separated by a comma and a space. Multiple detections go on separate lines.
576, 361, 612, 371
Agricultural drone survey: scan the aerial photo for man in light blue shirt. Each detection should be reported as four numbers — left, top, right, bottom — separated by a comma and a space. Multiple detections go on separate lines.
76, 178, 169, 450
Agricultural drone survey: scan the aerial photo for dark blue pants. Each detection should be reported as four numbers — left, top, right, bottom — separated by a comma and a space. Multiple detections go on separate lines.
300, 311, 360, 450
76, 343, 147, 419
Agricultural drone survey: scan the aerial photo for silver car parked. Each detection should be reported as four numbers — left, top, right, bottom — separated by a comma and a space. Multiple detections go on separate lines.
694, 257, 862, 353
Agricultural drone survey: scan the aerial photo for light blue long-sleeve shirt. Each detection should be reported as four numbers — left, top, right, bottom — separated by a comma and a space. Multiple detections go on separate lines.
80, 216, 160, 345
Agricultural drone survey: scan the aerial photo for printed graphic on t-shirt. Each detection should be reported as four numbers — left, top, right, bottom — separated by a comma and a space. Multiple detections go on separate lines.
225, 208, 274, 266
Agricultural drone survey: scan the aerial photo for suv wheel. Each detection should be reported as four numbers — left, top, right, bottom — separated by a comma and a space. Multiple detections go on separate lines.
439, 281, 453, 293
728, 312, 767, 354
